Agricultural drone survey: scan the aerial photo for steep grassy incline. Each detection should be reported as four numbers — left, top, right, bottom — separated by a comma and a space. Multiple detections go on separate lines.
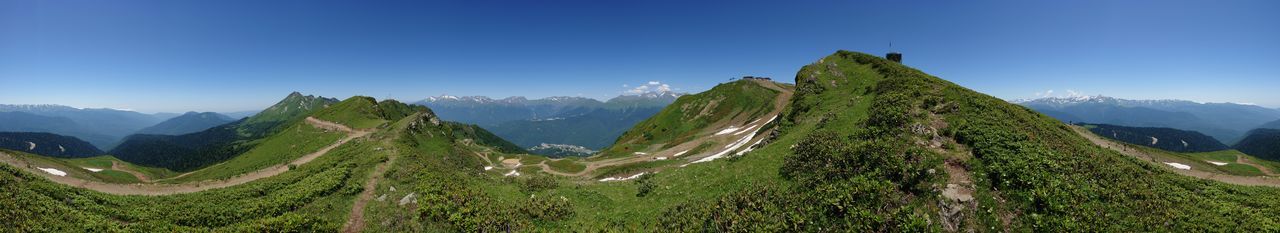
599, 79, 785, 159
237, 92, 339, 137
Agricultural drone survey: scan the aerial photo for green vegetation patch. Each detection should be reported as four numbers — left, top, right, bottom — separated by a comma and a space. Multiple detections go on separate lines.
546, 159, 585, 174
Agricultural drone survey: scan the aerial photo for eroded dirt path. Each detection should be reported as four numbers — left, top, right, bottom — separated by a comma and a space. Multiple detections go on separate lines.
1235, 155, 1278, 176
1072, 125, 1280, 188
342, 148, 395, 232
0, 117, 369, 195
111, 160, 151, 183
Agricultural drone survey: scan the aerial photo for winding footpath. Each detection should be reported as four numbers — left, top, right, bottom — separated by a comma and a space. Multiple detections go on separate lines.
1071, 125, 1280, 188
0, 117, 369, 196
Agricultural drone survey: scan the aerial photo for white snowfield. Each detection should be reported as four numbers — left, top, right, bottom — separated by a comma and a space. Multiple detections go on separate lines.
673, 150, 689, 157
690, 115, 777, 164
27, 142, 36, 150
504, 170, 520, 177
714, 127, 741, 136
483, 166, 493, 171
83, 167, 104, 172
38, 167, 67, 176
1208, 161, 1229, 166
1164, 162, 1191, 170
598, 172, 646, 182
633, 152, 648, 155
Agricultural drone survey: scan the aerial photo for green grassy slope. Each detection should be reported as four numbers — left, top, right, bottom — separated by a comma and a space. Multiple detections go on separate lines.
312, 97, 428, 129
161, 123, 345, 183
237, 92, 339, 137
597, 80, 781, 158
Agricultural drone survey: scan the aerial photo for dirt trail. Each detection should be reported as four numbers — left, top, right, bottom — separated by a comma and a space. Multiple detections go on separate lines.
1236, 155, 1279, 176
0, 117, 369, 195
1071, 125, 1280, 188
111, 161, 151, 183
342, 147, 395, 233
535, 80, 794, 177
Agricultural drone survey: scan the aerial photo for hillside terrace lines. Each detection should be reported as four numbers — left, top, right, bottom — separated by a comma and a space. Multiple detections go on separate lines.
0, 117, 368, 195
526, 80, 794, 178
1071, 125, 1280, 188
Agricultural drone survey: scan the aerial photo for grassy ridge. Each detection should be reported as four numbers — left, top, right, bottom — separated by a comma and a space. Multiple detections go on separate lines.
599, 80, 780, 158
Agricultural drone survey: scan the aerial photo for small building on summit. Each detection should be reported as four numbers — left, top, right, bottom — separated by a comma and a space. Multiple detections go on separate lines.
886, 52, 902, 63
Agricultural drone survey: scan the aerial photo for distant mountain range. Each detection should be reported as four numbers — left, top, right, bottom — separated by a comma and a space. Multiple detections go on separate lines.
0, 104, 172, 149
1014, 96, 1280, 143
134, 112, 234, 136
417, 91, 681, 151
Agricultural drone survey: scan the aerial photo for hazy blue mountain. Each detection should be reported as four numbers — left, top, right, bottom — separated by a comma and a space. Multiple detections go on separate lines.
150, 112, 183, 120
490, 106, 665, 150
135, 112, 235, 135
417, 95, 605, 127
0, 110, 124, 149
1015, 96, 1280, 143
1258, 119, 1280, 130
221, 110, 260, 119
1079, 123, 1228, 152
417, 92, 680, 152
0, 132, 103, 158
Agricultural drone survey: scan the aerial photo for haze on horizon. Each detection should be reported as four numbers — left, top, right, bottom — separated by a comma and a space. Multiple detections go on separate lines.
2, 0, 1277, 113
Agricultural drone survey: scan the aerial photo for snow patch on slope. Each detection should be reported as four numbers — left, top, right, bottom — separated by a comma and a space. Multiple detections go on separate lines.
1164, 162, 1191, 170
38, 167, 67, 176
598, 172, 646, 182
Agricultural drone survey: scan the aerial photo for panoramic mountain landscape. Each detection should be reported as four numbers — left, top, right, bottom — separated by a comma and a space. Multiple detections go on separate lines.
3, 1, 1279, 232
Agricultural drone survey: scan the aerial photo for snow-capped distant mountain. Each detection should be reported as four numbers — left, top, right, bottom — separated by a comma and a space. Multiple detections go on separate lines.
1014, 95, 1280, 143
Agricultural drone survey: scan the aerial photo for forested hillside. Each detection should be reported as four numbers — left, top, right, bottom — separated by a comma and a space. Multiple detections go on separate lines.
1079, 123, 1229, 152
1235, 129, 1280, 161
0, 132, 103, 158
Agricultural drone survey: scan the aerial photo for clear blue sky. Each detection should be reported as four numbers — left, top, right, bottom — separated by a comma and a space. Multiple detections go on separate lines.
2, 0, 1278, 113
